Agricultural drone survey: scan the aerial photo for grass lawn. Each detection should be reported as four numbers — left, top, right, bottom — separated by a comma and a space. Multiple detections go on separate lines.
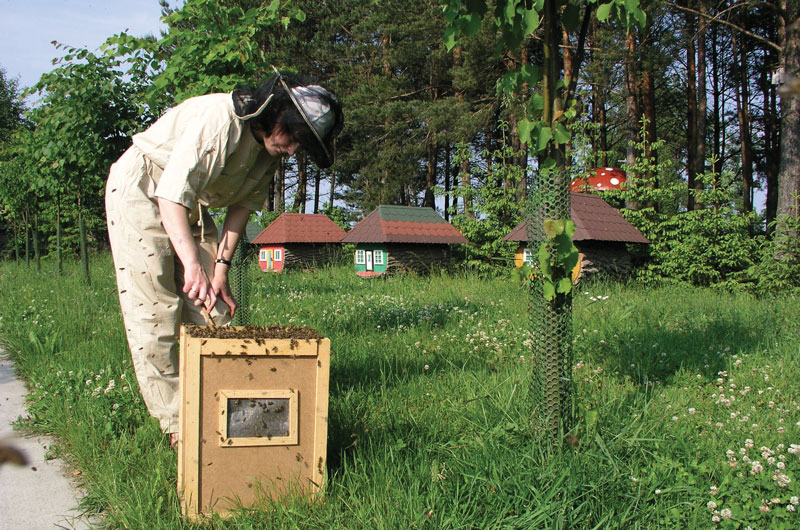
1, 253, 799, 529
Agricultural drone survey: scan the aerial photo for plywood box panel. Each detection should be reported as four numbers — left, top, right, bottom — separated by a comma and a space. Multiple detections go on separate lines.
178, 325, 330, 519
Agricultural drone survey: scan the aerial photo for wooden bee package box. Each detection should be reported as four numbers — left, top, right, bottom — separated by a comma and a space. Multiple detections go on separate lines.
177, 324, 330, 519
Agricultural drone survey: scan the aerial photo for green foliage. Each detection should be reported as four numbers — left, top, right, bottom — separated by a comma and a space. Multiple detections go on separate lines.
740, 211, 800, 294
323, 205, 352, 232
448, 135, 522, 273
642, 207, 760, 287
538, 218, 580, 300
105, 0, 306, 112
616, 140, 761, 287
0, 65, 28, 142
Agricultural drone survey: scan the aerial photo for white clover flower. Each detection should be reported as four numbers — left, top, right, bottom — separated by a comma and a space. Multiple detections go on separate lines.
774, 472, 791, 488
710, 485, 719, 496
655, 489, 662, 495
689, 408, 696, 415
720, 508, 732, 520
711, 515, 721, 523
791, 496, 799, 505
707, 501, 718, 511
788, 504, 796, 512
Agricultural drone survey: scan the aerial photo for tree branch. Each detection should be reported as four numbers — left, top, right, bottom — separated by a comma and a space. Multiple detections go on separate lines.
665, 1, 782, 52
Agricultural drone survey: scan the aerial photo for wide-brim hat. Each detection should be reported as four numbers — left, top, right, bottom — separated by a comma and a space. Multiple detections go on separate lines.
273, 67, 343, 169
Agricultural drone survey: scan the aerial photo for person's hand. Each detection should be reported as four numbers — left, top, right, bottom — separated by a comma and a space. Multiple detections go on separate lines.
182, 262, 217, 311
211, 266, 238, 318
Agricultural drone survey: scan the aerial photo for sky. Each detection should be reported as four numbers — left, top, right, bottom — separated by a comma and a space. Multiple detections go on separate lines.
0, 0, 767, 214
0, 0, 167, 99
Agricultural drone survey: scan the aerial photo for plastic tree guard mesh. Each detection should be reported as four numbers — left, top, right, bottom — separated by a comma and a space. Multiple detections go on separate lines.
526, 167, 574, 442
230, 239, 251, 327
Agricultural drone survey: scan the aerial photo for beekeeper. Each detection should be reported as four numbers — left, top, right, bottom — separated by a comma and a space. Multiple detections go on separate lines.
105, 70, 343, 444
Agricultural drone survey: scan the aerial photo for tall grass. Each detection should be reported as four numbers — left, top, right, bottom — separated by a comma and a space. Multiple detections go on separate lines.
1, 254, 799, 529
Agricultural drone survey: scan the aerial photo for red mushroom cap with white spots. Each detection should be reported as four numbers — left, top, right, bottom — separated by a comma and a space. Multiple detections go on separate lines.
569, 168, 627, 192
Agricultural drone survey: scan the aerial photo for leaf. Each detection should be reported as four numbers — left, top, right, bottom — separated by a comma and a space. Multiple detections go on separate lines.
562, 3, 580, 33
557, 277, 572, 294
462, 13, 483, 36
504, 0, 517, 24
536, 125, 553, 152
466, 0, 488, 16
542, 281, 556, 301
537, 243, 552, 276
520, 64, 543, 84
522, 8, 540, 35
540, 156, 557, 170
564, 220, 577, 238
596, 2, 613, 22
553, 122, 571, 145
517, 118, 534, 145
543, 218, 564, 238
443, 26, 458, 51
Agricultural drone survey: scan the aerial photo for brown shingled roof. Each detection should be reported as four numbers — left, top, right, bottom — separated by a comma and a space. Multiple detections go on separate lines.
341, 205, 467, 244
503, 192, 649, 244
251, 213, 346, 244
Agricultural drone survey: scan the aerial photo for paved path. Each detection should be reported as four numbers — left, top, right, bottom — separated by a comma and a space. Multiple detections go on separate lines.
0, 350, 97, 530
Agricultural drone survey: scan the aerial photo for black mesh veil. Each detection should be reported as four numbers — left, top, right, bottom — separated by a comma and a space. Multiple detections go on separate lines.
232, 71, 343, 168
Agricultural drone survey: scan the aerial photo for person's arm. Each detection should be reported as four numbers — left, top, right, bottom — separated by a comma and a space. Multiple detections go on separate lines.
157, 197, 217, 311
211, 204, 252, 317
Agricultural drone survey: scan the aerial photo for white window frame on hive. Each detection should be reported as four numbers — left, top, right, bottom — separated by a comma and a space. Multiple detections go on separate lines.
218, 389, 298, 447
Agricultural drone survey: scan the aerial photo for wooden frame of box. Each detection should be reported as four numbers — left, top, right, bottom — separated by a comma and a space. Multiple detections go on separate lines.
177, 326, 330, 519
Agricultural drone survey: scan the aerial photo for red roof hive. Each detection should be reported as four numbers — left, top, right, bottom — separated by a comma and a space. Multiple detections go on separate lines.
251, 213, 346, 245
341, 205, 467, 244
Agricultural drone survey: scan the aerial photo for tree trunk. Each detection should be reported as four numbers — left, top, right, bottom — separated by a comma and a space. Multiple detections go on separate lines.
733, 31, 754, 212
536, 0, 573, 443
327, 169, 336, 212
594, 88, 608, 167
776, 4, 800, 246
24, 211, 30, 266
313, 166, 321, 214
686, 6, 699, 211
56, 195, 63, 274
711, 22, 723, 178
762, 66, 780, 233
696, 1, 708, 183
640, 67, 658, 209
624, 28, 641, 210
13, 221, 20, 264
423, 129, 437, 208
293, 153, 308, 213
274, 162, 285, 212
79, 211, 91, 286
33, 213, 40, 272
444, 144, 451, 221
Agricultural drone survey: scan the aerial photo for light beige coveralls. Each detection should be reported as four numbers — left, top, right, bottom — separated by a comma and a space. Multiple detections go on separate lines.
106, 93, 278, 433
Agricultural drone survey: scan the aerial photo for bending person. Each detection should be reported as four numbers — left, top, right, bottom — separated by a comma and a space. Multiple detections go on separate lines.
105, 71, 343, 444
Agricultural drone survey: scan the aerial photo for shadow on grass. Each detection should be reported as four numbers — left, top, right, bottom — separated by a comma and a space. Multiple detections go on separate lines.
576, 296, 784, 387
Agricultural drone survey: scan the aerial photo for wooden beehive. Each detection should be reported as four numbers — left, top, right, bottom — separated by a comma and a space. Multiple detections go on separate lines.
177, 325, 330, 519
